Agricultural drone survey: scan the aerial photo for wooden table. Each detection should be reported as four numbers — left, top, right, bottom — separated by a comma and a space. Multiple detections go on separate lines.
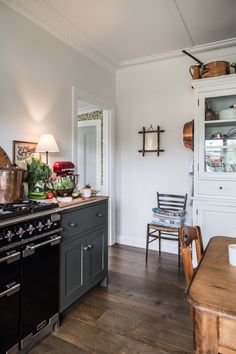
186, 236, 236, 354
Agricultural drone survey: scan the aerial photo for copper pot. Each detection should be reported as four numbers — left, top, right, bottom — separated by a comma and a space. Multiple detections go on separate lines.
183, 120, 194, 151
183, 51, 236, 80
201, 61, 230, 78
189, 64, 201, 80
0, 167, 26, 204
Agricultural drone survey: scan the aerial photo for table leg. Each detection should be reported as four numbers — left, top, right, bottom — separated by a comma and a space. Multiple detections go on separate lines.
193, 308, 218, 354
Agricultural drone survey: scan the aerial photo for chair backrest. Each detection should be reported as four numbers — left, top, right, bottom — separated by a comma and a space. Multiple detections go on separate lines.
157, 193, 187, 211
179, 225, 204, 286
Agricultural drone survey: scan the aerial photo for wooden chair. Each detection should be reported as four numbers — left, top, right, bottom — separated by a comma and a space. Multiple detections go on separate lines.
179, 225, 204, 286
146, 193, 187, 268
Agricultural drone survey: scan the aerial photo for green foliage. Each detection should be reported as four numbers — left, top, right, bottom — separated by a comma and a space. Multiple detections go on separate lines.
27, 158, 52, 191
51, 176, 75, 190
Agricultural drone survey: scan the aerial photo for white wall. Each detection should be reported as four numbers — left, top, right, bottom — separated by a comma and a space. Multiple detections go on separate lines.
0, 3, 115, 164
116, 46, 236, 254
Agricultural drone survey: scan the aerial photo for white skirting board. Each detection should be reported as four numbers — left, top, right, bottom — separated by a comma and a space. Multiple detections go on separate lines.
116, 235, 178, 255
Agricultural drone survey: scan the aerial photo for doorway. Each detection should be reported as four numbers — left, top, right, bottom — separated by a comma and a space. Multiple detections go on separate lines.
77, 112, 102, 191
72, 87, 115, 245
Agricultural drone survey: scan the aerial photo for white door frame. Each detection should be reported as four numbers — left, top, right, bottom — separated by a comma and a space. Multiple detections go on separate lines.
77, 119, 102, 191
72, 86, 116, 246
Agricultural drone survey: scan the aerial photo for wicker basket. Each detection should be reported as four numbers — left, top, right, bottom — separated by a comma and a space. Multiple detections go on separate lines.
0, 147, 12, 167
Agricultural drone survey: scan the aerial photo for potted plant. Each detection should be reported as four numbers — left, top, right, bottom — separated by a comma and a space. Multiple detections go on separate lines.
27, 158, 52, 198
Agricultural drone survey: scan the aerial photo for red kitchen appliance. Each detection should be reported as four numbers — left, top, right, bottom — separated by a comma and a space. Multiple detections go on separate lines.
53, 161, 75, 176
53, 161, 79, 188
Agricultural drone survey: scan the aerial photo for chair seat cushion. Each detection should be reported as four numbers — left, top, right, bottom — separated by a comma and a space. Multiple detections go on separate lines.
151, 208, 185, 228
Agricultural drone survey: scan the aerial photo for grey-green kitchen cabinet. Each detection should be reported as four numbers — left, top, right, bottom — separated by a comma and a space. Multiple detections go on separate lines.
60, 199, 108, 313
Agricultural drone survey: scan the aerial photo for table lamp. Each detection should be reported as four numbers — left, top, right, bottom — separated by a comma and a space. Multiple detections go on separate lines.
36, 134, 59, 164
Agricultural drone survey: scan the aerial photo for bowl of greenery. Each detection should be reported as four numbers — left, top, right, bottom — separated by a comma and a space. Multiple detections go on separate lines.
47, 176, 75, 197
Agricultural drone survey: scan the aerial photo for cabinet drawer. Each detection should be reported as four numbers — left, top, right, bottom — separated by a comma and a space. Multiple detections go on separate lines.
198, 180, 236, 197
61, 201, 108, 241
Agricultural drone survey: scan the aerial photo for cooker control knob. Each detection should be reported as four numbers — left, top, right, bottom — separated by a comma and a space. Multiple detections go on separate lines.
16, 227, 25, 238
27, 224, 35, 235
36, 221, 44, 231
45, 219, 53, 229
5, 230, 14, 242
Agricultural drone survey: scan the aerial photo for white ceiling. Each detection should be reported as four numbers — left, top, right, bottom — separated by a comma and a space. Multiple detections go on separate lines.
3, 0, 236, 70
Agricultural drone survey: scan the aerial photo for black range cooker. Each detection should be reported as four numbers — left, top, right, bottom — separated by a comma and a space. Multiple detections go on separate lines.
0, 202, 61, 354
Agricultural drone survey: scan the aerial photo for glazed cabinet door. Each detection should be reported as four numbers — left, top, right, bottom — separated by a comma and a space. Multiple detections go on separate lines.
197, 88, 236, 183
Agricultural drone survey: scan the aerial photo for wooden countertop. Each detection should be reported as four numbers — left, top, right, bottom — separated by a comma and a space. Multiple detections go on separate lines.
186, 236, 236, 318
57, 195, 108, 211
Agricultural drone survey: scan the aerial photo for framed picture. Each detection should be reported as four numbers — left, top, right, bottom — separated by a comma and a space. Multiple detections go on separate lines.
12, 140, 40, 168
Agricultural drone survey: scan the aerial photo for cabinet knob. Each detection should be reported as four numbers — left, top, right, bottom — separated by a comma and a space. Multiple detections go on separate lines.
83, 244, 93, 251
96, 212, 104, 217
68, 222, 77, 227
219, 186, 223, 190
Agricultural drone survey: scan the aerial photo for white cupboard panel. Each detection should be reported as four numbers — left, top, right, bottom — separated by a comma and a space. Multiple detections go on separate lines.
197, 180, 236, 198
194, 201, 236, 247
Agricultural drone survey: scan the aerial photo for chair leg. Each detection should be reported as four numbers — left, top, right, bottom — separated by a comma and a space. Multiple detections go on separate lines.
145, 224, 150, 263
159, 231, 161, 256
178, 237, 180, 269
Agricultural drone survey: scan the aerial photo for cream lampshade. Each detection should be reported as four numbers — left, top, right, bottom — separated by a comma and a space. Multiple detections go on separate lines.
36, 134, 59, 164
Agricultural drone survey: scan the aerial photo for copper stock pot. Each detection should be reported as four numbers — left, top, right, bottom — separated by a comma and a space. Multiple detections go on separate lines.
0, 167, 26, 204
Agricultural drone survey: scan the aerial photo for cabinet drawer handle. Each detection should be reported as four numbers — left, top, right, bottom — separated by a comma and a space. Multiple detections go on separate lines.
0, 282, 20, 298
96, 212, 104, 217
0, 251, 20, 264
23, 236, 61, 257
68, 222, 77, 227
219, 186, 223, 190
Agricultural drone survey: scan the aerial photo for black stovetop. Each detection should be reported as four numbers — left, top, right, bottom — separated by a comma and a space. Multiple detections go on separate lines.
0, 201, 59, 221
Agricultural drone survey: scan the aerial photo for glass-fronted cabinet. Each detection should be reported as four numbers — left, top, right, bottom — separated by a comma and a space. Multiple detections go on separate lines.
192, 75, 236, 247
204, 95, 236, 173
198, 87, 236, 179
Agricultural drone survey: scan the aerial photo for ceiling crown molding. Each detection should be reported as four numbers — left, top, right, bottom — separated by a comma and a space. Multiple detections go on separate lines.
2, 0, 236, 71
1, 0, 117, 73
119, 37, 236, 68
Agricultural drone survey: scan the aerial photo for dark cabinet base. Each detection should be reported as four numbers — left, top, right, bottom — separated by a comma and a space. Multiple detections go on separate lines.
60, 200, 108, 313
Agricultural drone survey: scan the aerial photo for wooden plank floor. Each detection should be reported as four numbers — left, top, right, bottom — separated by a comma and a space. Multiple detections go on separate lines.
30, 245, 193, 354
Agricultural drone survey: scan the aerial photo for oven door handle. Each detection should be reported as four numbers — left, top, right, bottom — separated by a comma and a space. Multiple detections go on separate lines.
0, 282, 20, 298
23, 235, 61, 258
0, 251, 20, 264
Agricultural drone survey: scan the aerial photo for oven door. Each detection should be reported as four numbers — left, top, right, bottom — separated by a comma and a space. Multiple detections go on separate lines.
0, 248, 21, 354
20, 235, 61, 348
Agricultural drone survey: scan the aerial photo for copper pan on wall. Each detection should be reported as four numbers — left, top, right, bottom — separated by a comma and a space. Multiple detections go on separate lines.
183, 120, 194, 151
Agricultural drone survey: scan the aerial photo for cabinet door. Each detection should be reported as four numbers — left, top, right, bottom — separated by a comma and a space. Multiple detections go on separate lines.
198, 89, 236, 181
60, 237, 86, 312
193, 200, 236, 248
86, 228, 107, 288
